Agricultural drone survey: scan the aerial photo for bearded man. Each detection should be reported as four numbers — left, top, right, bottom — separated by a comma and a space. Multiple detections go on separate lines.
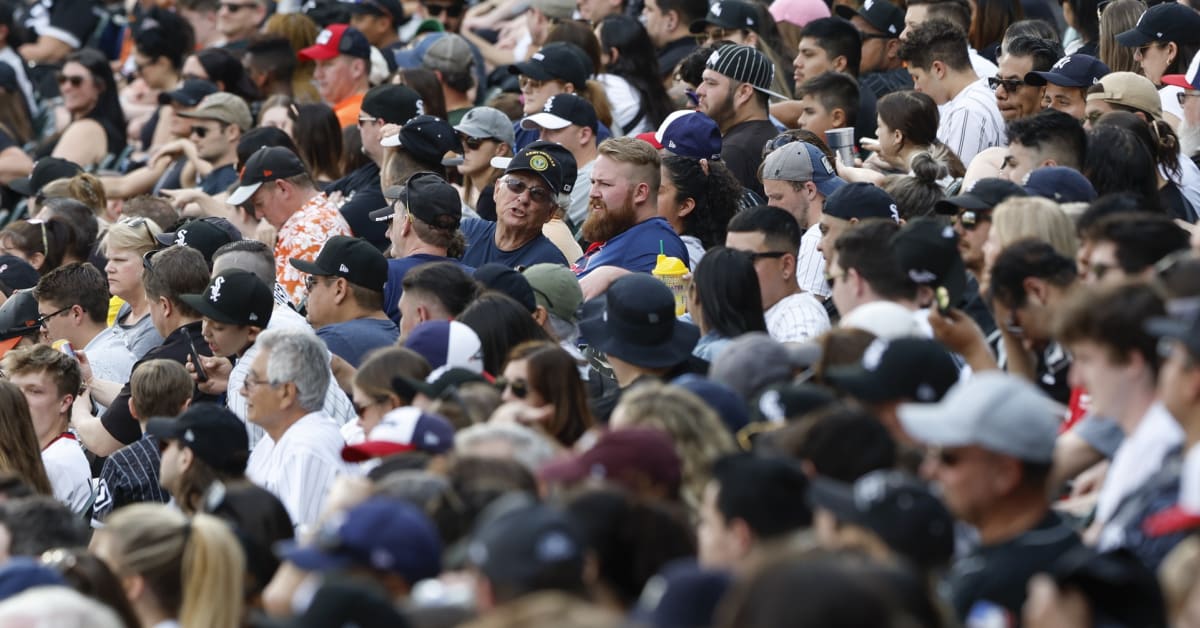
572, 137, 689, 281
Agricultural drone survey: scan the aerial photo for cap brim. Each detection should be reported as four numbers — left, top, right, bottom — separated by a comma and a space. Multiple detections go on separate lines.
442, 153, 465, 167
279, 541, 357, 571
381, 134, 401, 147
896, 400, 975, 448
144, 417, 183, 441
1115, 28, 1153, 47
1143, 504, 1200, 538
155, 232, 178, 247
636, 131, 663, 149
454, 122, 492, 138
178, 293, 241, 326
1024, 70, 1080, 88
520, 113, 571, 131
537, 455, 589, 485
491, 156, 513, 169
688, 18, 721, 33
370, 206, 395, 222
288, 257, 327, 275
813, 175, 848, 197
508, 61, 554, 82
754, 85, 791, 101
833, 5, 862, 21
807, 476, 861, 522
1162, 74, 1194, 89
227, 182, 263, 207
1145, 316, 1192, 341
934, 194, 990, 213
578, 306, 700, 370
341, 440, 418, 462
824, 366, 895, 402
0, 335, 21, 358
8, 177, 32, 196
298, 45, 339, 62
157, 91, 198, 106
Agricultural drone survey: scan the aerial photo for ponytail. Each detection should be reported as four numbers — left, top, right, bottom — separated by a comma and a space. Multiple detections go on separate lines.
180, 514, 246, 628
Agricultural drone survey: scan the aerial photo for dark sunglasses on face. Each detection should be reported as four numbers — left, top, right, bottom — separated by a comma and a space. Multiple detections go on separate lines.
496, 377, 528, 399
987, 76, 1025, 93
462, 135, 493, 150
191, 126, 212, 138
955, 209, 990, 230
501, 176, 553, 204
219, 2, 258, 11
56, 74, 86, 88
423, 2, 463, 17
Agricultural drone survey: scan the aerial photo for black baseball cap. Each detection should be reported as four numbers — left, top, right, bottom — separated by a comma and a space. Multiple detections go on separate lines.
0, 289, 40, 342
825, 337, 960, 404
823, 182, 901, 222
467, 494, 585, 589
690, 0, 760, 33
508, 42, 591, 91
474, 264, 536, 312
0, 256, 40, 294
10, 157, 82, 197
890, 217, 968, 308
933, 177, 1027, 215
520, 93, 598, 132
1115, 3, 1200, 48
371, 171, 462, 228
1025, 54, 1110, 88
146, 403, 250, 475
156, 217, 242, 264
227, 147, 309, 206
808, 470, 955, 568
290, 235, 389, 292
497, 140, 578, 196
180, 269, 274, 328
1146, 312, 1200, 360
835, 0, 904, 37
341, 0, 405, 23
379, 115, 463, 170
157, 79, 219, 107
749, 382, 839, 423
360, 84, 424, 125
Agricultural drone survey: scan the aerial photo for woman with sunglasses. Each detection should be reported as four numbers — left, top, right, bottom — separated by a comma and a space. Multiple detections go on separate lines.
496, 340, 592, 447
127, 9, 193, 154
453, 106, 514, 221
102, 218, 165, 360
36, 48, 127, 170
1116, 2, 1200, 128
347, 347, 432, 441
0, 218, 73, 274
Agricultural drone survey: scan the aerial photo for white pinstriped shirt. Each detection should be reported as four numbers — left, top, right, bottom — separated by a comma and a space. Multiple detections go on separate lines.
766, 292, 832, 343
796, 223, 830, 299
246, 412, 349, 530
937, 78, 1005, 165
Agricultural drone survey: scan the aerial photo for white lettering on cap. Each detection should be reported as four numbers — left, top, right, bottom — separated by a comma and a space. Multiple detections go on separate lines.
864, 0, 874, 10
209, 276, 225, 302
711, 2, 722, 15
175, 229, 188, 246
543, 95, 556, 112
909, 269, 937, 283
339, 263, 350, 273
533, 52, 545, 61
862, 338, 887, 371
316, 29, 333, 45
888, 203, 900, 222
707, 50, 721, 65
1052, 56, 1070, 71
416, 99, 425, 116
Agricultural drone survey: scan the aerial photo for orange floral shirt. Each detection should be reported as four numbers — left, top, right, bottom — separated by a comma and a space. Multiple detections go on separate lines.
275, 193, 353, 306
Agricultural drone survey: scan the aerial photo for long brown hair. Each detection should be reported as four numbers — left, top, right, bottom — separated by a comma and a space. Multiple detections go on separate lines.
877, 90, 966, 177
508, 341, 592, 446
0, 381, 54, 495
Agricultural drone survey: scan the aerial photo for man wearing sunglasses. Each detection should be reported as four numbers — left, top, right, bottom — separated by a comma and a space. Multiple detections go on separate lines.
836, 0, 911, 99
992, 36, 1062, 122
460, 141, 573, 269
215, 0, 266, 49
168, 92, 250, 196
420, 0, 467, 32
345, 0, 405, 52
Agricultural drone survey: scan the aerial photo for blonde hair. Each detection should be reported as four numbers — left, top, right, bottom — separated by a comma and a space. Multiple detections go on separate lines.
41, 173, 107, 216
102, 504, 245, 628
597, 137, 662, 190
102, 216, 163, 256
613, 382, 736, 513
991, 196, 1079, 259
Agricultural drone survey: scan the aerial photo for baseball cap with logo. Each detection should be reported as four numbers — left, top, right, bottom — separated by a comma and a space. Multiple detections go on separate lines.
897, 371, 1064, 463
10, 157, 82, 197
370, 171, 462, 227
179, 269, 274, 328
704, 44, 789, 100
933, 177, 1027, 214
493, 140, 578, 197
508, 42, 591, 91
145, 403, 250, 475
403, 320, 485, 372
361, 84, 424, 124
227, 146, 309, 206
823, 182, 900, 222
341, 0, 405, 24
521, 263, 583, 323
1025, 54, 1110, 88
298, 24, 372, 61
656, 110, 722, 161
156, 217, 241, 263
467, 495, 585, 590
289, 235, 389, 292
762, 141, 847, 196
1023, 166, 1098, 203
157, 79, 218, 107
455, 106, 517, 146
177, 92, 253, 131
392, 366, 488, 401
520, 93, 598, 132
1086, 72, 1162, 121
825, 337, 960, 404
380, 115, 464, 170
690, 0, 760, 33
342, 406, 455, 460
835, 0, 904, 37
1115, 2, 1200, 48
890, 217, 968, 307
423, 33, 473, 75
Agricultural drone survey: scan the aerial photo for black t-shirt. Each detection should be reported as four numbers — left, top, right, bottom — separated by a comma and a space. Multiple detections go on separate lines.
1162, 182, 1197, 222
854, 83, 878, 146
23, 0, 98, 50
657, 37, 697, 80
949, 510, 1082, 623
859, 68, 913, 102
721, 119, 779, 200
475, 183, 497, 222
101, 321, 218, 445
327, 162, 389, 252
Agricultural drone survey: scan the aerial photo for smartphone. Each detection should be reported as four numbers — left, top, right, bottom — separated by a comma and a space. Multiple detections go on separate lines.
936, 286, 952, 315
188, 339, 209, 383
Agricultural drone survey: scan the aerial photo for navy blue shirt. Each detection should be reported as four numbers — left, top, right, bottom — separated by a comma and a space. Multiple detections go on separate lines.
200, 164, 238, 196
316, 317, 400, 367
383, 254, 474, 324
461, 218, 568, 268
327, 162, 390, 251
572, 217, 688, 277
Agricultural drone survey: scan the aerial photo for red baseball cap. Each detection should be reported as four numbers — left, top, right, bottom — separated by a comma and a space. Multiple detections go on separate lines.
298, 24, 372, 62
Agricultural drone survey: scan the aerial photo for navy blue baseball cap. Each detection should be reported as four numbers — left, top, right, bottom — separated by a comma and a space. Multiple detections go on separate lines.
1025, 54, 1110, 88
823, 182, 901, 222
1116, 3, 1200, 48
281, 497, 443, 583
1023, 166, 1097, 203
660, 111, 722, 161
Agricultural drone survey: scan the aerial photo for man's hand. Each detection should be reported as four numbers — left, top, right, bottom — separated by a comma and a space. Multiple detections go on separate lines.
579, 266, 632, 300
188, 354, 233, 395
929, 307, 996, 371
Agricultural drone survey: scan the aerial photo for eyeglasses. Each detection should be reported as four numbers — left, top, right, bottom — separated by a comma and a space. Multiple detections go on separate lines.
305, 274, 333, 291
243, 373, 276, 391
749, 251, 788, 262
190, 125, 213, 139
518, 76, 545, 92
955, 209, 990, 231
1177, 91, 1200, 106
695, 27, 731, 44
496, 377, 528, 399
501, 176, 553, 204
987, 76, 1026, 93
218, 2, 258, 11
142, 248, 162, 274
56, 74, 86, 88
354, 398, 387, 417
422, 1, 463, 17
36, 305, 72, 328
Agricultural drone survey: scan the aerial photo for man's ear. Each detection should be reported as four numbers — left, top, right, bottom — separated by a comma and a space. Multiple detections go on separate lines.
676, 197, 696, 218
831, 107, 847, 129
931, 60, 947, 80
832, 54, 849, 73
532, 305, 549, 327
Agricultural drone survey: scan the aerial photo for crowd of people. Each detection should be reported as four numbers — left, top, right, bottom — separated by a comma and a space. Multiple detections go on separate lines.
0, 0, 1193, 624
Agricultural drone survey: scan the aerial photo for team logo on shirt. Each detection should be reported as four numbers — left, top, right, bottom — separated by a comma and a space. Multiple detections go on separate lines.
209, 276, 225, 302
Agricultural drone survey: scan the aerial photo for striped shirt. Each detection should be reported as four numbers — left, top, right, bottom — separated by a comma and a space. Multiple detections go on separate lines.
246, 412, 348, 530
766, 292, 832, 343
937, 78, 1005, 166
92, 434, 170, 525
796, 223, 830, 299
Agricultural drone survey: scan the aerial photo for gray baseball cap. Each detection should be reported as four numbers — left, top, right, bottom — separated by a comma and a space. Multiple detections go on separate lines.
761, 141, 846, 197
897, 371, 1063, 463
454, 106, 516, 147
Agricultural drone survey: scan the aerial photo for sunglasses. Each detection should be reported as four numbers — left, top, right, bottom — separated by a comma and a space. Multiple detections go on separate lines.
354, 397, 387, 417
496, 377, 528, 399
462, 135, 493, 150
190, 125, 214, 139
501, 176, 553, 204
695, 27, 733, 44
936, 449, 961, 467
749, 250, 788, 262
987, 76, 1026, 93
955, 209, 990, 231
142, 248, 162, 274
218, 2, 258, 11
119, 216, 156, 244
305, 274, 334, 291
1177, 91, 1200, 106
56, 74, 86, 88
422, 1, 463, 17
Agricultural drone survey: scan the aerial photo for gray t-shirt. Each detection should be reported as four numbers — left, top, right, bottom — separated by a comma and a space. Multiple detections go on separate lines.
112, 302, 163, 360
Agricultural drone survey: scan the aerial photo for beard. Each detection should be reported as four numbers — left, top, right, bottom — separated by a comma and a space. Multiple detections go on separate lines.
581, 191, 639, 244
1180, 120, 1200, 160
703, 88, 737, 129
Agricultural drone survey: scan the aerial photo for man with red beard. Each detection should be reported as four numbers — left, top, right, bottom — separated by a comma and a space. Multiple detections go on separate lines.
573, 138, 688, 280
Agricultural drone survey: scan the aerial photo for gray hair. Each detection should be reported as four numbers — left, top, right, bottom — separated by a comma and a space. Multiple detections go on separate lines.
256, 328, 330, 412
454, 422, 558, 471
0, 587, 123, 628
